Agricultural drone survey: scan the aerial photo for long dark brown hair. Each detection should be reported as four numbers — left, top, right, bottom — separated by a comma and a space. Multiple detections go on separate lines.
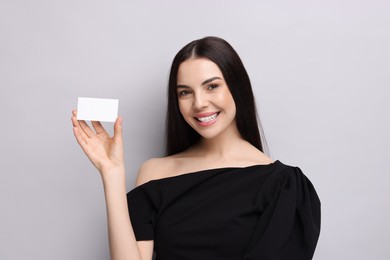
166, 36, 265, 155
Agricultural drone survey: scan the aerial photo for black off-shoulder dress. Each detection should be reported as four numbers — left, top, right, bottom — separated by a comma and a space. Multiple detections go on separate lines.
127, 160, 321, 260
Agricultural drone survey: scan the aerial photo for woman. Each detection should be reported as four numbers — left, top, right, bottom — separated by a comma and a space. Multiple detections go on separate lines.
72, 36, 320, 260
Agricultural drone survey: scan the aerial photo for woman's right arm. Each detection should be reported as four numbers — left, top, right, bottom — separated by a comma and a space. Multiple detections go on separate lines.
71, 110, 153, 260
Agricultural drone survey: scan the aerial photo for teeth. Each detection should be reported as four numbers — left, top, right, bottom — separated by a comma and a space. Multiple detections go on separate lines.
197, 113, 218, 122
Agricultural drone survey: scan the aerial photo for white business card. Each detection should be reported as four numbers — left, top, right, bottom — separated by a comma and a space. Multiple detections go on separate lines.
77, 97, 118, 122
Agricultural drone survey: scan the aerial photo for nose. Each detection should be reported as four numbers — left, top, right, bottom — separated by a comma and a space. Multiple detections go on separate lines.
193, 91, 208, 109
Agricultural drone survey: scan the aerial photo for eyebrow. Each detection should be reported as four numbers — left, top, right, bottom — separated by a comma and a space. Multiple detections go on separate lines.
177, 76, 222, 88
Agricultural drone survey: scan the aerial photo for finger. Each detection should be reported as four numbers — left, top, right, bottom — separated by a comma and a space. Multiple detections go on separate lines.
73, 126, 88, 146
113, 116, 123, 142
71, 114, 81, 128
71, 116, 91, 140
71, 109, 95, 137
71, 110, 84, 129
91, 121, 109, 136
78, 120, 96, 138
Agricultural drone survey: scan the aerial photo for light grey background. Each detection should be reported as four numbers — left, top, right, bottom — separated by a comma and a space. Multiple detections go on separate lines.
1, 0, 389, 259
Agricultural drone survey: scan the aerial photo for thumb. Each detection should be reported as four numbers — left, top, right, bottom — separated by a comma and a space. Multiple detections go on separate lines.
113, 116, 123, 141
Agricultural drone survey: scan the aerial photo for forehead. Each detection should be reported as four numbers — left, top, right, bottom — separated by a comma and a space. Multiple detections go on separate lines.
177, 58, 224, 85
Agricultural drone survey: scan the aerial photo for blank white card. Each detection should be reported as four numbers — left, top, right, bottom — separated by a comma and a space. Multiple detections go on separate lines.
77, 97, 119, 122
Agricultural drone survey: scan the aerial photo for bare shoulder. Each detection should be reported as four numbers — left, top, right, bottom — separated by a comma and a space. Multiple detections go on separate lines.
240, 143, 275, 165
135, 157, 176, 187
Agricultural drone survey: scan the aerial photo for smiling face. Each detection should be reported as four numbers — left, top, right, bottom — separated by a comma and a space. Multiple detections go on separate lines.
176, 58, 237, 140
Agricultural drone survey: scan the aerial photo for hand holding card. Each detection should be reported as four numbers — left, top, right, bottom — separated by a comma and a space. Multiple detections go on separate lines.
72, 97, 124, 174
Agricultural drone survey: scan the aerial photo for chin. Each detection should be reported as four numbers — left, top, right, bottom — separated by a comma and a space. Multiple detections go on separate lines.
194, 127, 224, 140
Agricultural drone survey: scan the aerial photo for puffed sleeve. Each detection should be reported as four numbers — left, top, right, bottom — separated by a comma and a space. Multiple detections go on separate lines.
127, 184, 159, 241
244, 166, 321, 260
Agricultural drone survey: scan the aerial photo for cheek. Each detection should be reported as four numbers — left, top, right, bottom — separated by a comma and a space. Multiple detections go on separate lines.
225, 94, 236, 118
178, 101, 184, 116
217, 89, 236, 110
178, 100, 190, 117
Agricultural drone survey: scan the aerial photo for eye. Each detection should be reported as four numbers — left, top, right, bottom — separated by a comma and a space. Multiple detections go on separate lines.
178, 90, 192, 97
207, 84, 219, 90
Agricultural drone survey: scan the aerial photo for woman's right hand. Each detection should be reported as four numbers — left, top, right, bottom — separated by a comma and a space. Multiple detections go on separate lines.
71, 110, 124, 176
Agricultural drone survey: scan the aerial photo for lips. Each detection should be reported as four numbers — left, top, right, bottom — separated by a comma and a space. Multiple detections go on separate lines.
194, 112, 220, 126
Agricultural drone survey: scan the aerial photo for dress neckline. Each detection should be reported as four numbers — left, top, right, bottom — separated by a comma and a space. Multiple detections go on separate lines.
136, 160, 281, 189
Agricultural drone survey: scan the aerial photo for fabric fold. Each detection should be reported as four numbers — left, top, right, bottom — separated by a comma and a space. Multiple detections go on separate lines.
243, 167, 321, 260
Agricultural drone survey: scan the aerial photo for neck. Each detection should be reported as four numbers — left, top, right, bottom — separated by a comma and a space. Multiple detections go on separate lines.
195, 123, 246, 159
